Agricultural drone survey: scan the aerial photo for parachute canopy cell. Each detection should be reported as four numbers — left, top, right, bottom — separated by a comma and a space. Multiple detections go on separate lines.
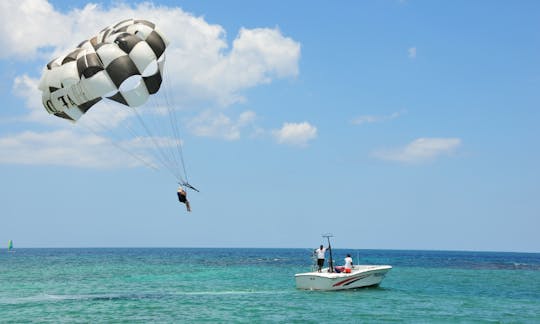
38, 19, 169, 122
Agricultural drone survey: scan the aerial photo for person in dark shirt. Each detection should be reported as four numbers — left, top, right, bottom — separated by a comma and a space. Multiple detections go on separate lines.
177, 186, 191, 212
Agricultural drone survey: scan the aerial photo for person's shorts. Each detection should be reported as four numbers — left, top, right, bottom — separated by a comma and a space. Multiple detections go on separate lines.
317, 259, 324, 267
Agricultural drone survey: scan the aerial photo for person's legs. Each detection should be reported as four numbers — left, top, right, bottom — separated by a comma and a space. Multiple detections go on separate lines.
317, 259, 324, 272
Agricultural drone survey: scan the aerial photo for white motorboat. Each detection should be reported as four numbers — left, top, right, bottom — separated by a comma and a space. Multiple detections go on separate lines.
295, 264, 392, 291
295, 234, 392, 291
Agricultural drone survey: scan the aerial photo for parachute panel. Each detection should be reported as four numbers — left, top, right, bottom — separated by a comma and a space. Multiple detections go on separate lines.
145, 31, 167, 59
95, 44, 126, 68
129, 41, 158, 76
105, 55, 140, 89
143, 72, 163, 94
80, 71, 117, 100
76, 52, 103, 78
117, 77, 150, 106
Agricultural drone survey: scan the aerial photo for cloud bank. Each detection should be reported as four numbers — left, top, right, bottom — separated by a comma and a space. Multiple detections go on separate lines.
0, 130, 144, 168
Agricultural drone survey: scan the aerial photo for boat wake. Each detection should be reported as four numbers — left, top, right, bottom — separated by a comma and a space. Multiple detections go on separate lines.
0, 290, 288, 305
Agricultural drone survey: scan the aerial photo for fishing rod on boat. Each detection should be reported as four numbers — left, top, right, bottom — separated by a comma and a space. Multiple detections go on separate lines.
322, 233, 334, 273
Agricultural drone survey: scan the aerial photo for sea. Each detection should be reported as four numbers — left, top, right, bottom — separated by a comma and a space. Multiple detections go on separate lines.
1, 248, 539, 323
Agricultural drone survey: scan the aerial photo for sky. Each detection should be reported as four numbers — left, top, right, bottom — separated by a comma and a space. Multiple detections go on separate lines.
0, 0, 539, 252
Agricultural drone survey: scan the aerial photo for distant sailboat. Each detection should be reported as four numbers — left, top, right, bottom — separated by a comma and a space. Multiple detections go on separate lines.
7, 240, 13, 252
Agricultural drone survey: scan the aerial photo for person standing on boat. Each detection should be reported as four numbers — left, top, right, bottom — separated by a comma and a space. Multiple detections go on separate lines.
315, 245, 329, 272
344, 254, 354, 273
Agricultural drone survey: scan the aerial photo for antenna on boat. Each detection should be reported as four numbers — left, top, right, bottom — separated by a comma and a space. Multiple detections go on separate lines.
322, 233, 334, 273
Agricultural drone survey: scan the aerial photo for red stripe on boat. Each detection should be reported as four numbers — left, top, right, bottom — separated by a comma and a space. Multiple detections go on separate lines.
333, 276, 360, 287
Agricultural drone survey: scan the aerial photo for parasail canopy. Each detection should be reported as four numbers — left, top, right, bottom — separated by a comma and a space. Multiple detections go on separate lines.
39, 19, 168, 122
38, 19, 194, 188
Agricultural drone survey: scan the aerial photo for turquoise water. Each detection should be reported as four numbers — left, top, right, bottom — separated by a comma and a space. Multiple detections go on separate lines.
1, 249, 539, 322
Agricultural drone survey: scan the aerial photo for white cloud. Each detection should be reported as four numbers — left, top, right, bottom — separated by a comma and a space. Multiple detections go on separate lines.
372, 137, 461, 163
0, 0, 65, 59
192, 27, 301, 105
0, 129, 152, 168
408, 47, 417, 59
0, 127, 187, 169
187, 110, 257, 141
12, 74, 50, 123
352, 110, 405, 125
273, 122, 317, 147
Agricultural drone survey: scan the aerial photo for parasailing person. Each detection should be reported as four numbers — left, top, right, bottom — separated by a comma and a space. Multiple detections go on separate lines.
177, 186, 191, 212
39, 19, 199, 211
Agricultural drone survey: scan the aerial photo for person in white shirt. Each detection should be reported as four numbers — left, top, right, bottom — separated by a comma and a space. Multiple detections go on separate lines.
344, 254, 354, 273
314, 245, 328, 272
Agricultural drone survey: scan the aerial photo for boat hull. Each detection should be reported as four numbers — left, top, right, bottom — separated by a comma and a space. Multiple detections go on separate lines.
295, 265, 392, 291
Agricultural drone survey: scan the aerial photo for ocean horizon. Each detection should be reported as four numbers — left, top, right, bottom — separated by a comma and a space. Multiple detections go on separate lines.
7, 246, 540, 253
1, 248, 539, 322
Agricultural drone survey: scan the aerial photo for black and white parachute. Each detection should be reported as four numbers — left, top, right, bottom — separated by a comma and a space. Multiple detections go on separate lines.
38, 19, 195, 189
39, 19, 168, 121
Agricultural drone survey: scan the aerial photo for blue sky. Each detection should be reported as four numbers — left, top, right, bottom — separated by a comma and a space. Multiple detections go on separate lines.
0, 0, 539, 252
